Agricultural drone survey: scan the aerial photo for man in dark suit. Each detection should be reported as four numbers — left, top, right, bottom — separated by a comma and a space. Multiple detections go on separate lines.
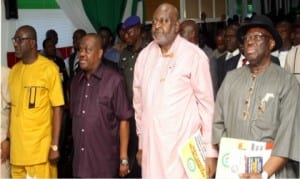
65, 29, 87, 81
216, 23, 241, 91
225, 54, 280, 72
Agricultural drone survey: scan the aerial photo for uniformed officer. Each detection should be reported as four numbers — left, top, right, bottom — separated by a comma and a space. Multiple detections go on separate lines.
118, 15, 148, 178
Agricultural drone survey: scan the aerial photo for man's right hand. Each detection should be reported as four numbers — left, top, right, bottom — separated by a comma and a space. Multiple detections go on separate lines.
1, 140, 10, 164
136, 149, 142, 166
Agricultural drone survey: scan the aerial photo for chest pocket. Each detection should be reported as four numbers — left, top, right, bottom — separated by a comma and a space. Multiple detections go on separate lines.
21, 85, 49, 120
251, 93, 278, 140
24, 86, 47, 109
95, 96, 112, 115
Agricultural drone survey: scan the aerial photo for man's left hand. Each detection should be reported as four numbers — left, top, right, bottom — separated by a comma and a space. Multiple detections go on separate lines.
206, 157, 217, 178
48, 149, 60, 164
119, 163, 130, 177
239, 173, 262, 179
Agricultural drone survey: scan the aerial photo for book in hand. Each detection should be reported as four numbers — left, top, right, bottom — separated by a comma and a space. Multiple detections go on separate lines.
179, 131, 207, 179
215, 137, 275, 179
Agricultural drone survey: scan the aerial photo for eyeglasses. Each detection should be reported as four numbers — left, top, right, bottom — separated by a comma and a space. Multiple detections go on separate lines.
11, 37, 32, 43
242, 33, 271, 43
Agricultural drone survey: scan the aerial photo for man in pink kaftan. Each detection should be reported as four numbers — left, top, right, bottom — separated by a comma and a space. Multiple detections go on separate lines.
133, 3, 218, 178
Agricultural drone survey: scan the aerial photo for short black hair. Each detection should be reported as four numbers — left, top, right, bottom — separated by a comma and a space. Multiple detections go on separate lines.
42, 38, 53, 49
97, 26, 113, 38
46, 29, 58, 38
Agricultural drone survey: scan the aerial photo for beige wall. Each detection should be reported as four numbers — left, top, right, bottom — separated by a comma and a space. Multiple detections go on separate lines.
144, 0, 226, 21
185, 0, 199, 18
215, 0, 226, 19
144, 0, 180, 21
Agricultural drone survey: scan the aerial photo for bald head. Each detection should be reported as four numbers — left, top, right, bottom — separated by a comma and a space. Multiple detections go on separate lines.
152, 3, 180, 51
180, 20, 199, 44
154, 3, 179, 22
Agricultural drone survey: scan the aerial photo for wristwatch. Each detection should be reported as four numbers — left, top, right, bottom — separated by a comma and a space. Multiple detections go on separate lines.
50, 145, 58, 151
261, 170, 268, 179
120, 159, 129, 166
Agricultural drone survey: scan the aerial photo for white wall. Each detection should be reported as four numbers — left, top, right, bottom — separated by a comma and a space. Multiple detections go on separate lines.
1, 3, 76, 66
0, 3, 1, 66
16, 10, 76, 50
1, 1, 17, 66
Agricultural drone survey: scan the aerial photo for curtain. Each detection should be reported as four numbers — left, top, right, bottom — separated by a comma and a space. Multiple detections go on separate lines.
122, 0, 144, 22
131, 0, 139, 15
81, 0, 127, 34
236, 0, 243, 16
56, 0, 96, 33
131, 0, 144, 22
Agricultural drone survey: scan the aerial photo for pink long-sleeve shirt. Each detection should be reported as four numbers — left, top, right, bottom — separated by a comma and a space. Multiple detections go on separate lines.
133, 35, 218, 178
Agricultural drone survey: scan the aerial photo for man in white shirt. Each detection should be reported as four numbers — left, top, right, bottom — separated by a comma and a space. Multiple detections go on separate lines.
285, 44, 300, 82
